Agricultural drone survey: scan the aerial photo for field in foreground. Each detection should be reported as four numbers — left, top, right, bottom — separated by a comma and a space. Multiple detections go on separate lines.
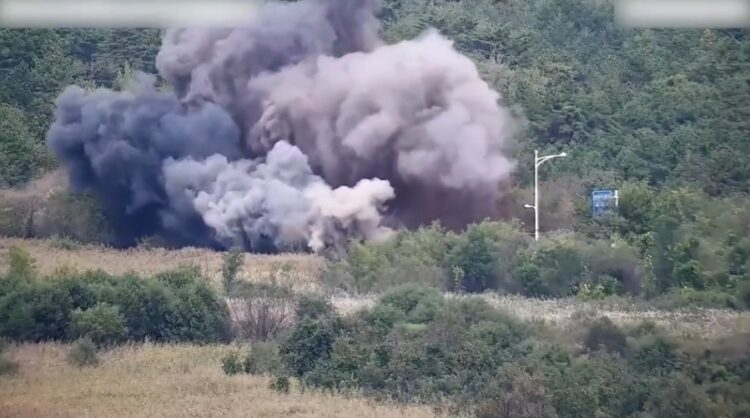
0, 343, 438, 418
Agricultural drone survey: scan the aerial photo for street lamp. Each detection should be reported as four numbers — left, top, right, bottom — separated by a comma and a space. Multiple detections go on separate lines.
524, 149, 567, 241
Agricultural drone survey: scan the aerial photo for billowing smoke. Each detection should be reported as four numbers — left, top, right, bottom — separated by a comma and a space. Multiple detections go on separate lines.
47, 0, 517, 252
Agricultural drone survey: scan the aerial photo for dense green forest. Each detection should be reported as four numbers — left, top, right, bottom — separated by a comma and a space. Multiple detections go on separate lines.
1, 0, 748, 193
0, 0, 749, 304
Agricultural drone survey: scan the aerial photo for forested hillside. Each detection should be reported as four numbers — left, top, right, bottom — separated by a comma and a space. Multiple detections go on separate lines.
2, 0, 748, 194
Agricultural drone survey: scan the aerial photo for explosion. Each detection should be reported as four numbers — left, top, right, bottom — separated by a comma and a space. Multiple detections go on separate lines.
47, 0, 517, 251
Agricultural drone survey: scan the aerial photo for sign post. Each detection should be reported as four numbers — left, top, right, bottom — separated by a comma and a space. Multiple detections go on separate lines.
592, 189, 618, 218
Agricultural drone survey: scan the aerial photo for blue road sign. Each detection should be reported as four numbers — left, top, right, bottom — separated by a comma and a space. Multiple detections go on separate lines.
592, 189, 616, 217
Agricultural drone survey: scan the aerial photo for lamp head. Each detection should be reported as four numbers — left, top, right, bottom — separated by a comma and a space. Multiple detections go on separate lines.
559, 152, 568, 157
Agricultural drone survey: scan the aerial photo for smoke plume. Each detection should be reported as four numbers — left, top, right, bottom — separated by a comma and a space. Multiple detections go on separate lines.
47, 0, 517, 251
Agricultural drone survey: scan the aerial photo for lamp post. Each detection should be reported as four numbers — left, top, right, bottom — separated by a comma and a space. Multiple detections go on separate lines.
524, 149, 567, 241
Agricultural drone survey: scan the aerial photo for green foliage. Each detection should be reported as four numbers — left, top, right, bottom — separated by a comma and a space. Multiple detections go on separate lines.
0, 266, 231, 343
7, 246, 37, 279
67, 338, 100, 367
274, 287, 749, 416
583, 317, 628, 356
221, 351, 243, 376
70, 302, 126, 346
221, 248, 244, 294
295, 294, 335, 321
279, 315, 341, 378
270, 376, 290, 393
0, 105, 44, 187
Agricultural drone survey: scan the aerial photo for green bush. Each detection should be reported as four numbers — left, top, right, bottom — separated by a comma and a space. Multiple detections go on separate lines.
0, 281, 73, 341
270, 375, 290, 393
583, 317, 628, 356
7, 246, 37, 279
295, 294, 335, 321
0, 266, 230, 344
221, 351, 243, 376
446, 221, 531, 293
516, 238, 585, 297
68, 338, 100, 367
70, 302, 126, 346
222, 248, 244, 294
280, 316, 340, 378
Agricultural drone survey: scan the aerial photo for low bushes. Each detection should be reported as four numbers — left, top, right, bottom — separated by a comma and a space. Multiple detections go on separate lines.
322, 221, 648, 299
70, 303, 126, 346
271, 285, 750, 417
67, 338, 100, 367
0, 254, 231, 344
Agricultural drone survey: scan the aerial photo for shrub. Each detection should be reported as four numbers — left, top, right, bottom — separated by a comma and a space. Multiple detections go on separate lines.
583, 240, 644, 295
221, 351, 243, 376
447, 221, 531, 293
0, 267, 230, 344
295, 294, 335, 321
222, 248, 244, 294
7, 246, 36, 279
280, 317, 340, 378
270, 376, 290, 393
68, 338, 100, 367
475, 366, 556, 418
70, 302, 126, 346
446, 223, 502, 292
631, 333, 678, 376
583, 317, 628, 356
643, 375, 717, 418
516, 238, 585, 297
378, 284, 443, 321
0, 281, 73, 341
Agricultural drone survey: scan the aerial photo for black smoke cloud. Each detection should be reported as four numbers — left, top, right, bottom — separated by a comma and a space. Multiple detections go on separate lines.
48, 0, 517, 251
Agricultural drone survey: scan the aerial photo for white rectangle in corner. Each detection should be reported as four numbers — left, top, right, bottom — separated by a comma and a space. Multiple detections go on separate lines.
0, 0, 260, 28
615, 0, 750, 28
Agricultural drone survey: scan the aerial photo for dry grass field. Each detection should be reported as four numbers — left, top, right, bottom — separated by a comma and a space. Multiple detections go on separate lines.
0, 237, 323, 291
0, 343, 440, 418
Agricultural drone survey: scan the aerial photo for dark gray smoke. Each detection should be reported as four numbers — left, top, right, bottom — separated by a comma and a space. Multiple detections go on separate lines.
48, 0, 517, 251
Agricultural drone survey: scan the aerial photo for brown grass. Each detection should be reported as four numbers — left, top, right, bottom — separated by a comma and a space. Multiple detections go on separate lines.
0, 343, 439, 418
0, 237, 323, 290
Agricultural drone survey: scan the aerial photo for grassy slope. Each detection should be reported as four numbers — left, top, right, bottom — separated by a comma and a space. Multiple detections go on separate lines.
0, 343, 438, 418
